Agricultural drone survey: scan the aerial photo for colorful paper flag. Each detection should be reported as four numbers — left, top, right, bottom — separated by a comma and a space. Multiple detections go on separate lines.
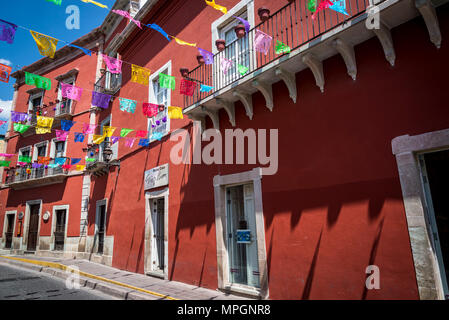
275, 40, 291, 54
112, 10, 142, 29
138, 138, 150, 147
0, 63, 12, 83
13, 123, 31, 134
131, 65, 151, 86
135, 130, 148, 138
56, 130, 69, 141
221, 57, 233, 74
76, 165, 86, 171
233, 16, 251, 33
159, 73, 176, 90
80, 0, 108, 9
173, 37, 197, 47
46, 0, 62, 5
68, 43, 92, 56
0, 120, 7, 126
254, 29, 272, 55
205, 0, 227, 14
168, 106, 184, 119
143, 103, 159, 118
180, 79, 197, 96
93, 134, 106, 145
119, 98, 137, 114
120, 128, 134, 137
151, 132, 164, 141
11, 111, 31, 123
61, 120, 75, 131
0, 19, 18, 44
146, 24, 171, 42
0, 161, 11, 167
237, 64, 249, 76
85, 158, 96, 162
71, 158, 81, 165
330, 0, 349, 15
0, 153, 14, 158
308, 0, 317, 12
92, 91, 112, 109
103, 126, 116, 138
36, 116, 54, 134
197, 48, 214, 65
32, 163, 43, 169
61, 82, 83, 101
125, 137, 136, 148
30, 30, 59, 59
102, 54, 122, 74
82, 123, 96, 134
38, 157, 51, 165
25, 72, 51, 90
312, 0, 334, 19
18, 155, 32, 163
74, 132, 85, 142
200, 84, 214, 93
111, 136, 121, 145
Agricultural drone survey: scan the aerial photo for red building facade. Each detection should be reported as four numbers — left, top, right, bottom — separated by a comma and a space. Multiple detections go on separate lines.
1, 0, 449, 300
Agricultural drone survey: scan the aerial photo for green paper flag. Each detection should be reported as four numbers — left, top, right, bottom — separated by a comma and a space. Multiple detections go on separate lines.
159, 73, 176, 90
25, 72, 51, 90
275, 40, 291, 54
14, 123, 31, 134
46, 0, 62, 5
86, 158, 96, 162
120, 128, 134, 137
0, 161, 11, 167
18, 155, 32, 163
308, 0, 317, 12
237, 64, 249, 76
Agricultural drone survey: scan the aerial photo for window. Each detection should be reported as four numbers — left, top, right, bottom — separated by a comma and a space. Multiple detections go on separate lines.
148, 61, 171, 141
28, 92, 43, 122
57, 78, 75, 115
33, 141, 48, 178
50, 139, 66, 174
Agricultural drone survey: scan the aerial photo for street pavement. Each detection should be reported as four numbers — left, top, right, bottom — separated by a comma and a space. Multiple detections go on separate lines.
0, 263, 116, 300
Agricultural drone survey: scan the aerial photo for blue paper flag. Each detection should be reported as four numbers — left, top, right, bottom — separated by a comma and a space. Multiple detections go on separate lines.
71, 158, 81, 165
147, 24, 171, 42
68, 43, 92, 56
138, 138, 150, 147
55, 157, 67, 166
74, 132, 85, 143
0, 19, 18, 44
61, 120, 75, 131
200, 84, 214, 93
330, 0, 349, 15
151, 132, 164, 141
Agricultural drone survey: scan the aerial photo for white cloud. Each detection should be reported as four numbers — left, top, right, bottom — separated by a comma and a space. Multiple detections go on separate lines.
0, 59, 12, 66
0, 99, 12, 119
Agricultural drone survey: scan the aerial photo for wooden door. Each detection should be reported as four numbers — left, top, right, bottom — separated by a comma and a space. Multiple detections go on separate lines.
5, 214, 14, 249
27, 205, 40, 251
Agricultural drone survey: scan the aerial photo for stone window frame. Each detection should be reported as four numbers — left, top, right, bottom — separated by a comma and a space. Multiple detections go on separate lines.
213, 167, 269, 299
392, 128, 449, 300
2, 210, 17, 249
144, 187, 169, 279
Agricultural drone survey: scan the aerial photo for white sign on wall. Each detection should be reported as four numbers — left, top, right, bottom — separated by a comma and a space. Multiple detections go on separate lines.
144, 163, 169, 190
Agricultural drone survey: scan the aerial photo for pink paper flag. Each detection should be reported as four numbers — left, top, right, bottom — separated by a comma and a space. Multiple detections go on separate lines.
61, 82, 83, 101
221, 57, 233, 74
135, 130, 148, 138
312, 0, 334, 20
56, 130, 69, 141
143, 103, 159, 117
254, 29, 272, 55
125, 137, 135, 148
0, 153, 14, 158
102, 54, 122, 74
112, 10, 142, 29
82, 123, 97, 134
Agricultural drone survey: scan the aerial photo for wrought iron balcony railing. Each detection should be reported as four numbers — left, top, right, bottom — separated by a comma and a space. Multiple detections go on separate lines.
4, 162, 68, 188
94, 70, 122, 96
184, 0, 381, 108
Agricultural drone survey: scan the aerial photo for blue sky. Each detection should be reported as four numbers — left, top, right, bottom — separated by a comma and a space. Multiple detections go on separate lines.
0, 0, 113, 135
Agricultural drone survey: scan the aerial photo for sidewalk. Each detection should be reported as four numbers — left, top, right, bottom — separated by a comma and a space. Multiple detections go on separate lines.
0, 254, 251, 300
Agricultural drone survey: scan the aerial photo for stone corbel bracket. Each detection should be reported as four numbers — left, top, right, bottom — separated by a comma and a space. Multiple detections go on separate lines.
275, 68, 297, 103
216, 98, 236, 127
302, 53, 325, 93
233, 90, 254, 120
373, 21, 396, 67
187, 113, 206, 132
252, 79, 274, 111
415, 0, 442, 49
201, 106, 220, 130
331, 38, 357, 80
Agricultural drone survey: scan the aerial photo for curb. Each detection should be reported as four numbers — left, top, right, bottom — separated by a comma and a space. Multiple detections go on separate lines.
0, 255, 178, 300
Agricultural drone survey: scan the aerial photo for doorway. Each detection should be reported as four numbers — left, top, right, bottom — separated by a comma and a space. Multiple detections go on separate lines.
54, 209, 67, 251
150, 198, 165, 274
96, 203, 106, 254
226, 184, 260, 288
4, 214, 15, 249
420, 150, 449, 299
27, 204, 40, 251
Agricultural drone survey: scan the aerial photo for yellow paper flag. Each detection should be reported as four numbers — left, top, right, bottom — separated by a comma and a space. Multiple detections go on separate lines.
205, 0, 227, 15
173, 37, 197, 47
168, 106, 184, 119
80, 0, 108, 9
93, 134, 106, 144
131, 65, 151, 86
36, 116, 54, 134
30, 31, 59, 59
76, 165, 86, 171
103, 126, 116, 138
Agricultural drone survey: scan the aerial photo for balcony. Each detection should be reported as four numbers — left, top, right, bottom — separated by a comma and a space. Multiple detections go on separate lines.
4, 163, 69, 190
94, 70, 122, 95
85, 142, 119, 177
183, 0, 443, 128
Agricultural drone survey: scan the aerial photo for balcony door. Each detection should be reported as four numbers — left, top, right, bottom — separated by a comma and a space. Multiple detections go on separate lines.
57, 79, 74, 115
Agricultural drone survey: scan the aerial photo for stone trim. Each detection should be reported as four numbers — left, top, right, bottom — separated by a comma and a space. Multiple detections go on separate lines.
392, 128, 449, 300
213, 168, 269, 299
